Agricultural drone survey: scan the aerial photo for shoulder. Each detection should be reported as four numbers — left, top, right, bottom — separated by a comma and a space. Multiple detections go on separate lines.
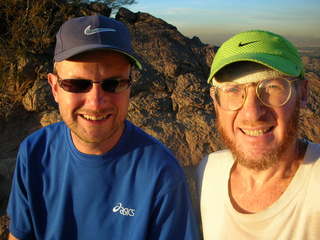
208, 149, 234, 161
126, 121, 169, 146
305, 142, 320, 161
125, 121, 186, 189
22, 121, 65, 141
19, 121, 66, 155
304, 142, 320, 170
197, 149, 234, 191
197, 149, 234, 176
125, 121, 176, 160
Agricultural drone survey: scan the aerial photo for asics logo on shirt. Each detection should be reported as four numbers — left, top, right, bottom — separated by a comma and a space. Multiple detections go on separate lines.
112, 202, 135, 216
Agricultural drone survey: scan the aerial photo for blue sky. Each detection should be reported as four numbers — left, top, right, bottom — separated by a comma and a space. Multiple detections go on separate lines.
127, 0, 320, 47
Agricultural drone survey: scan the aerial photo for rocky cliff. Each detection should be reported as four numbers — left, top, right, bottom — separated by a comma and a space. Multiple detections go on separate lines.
0, 6, 320, 239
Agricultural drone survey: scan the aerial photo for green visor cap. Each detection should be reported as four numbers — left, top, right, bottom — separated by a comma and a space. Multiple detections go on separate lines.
208, 30, 304, 85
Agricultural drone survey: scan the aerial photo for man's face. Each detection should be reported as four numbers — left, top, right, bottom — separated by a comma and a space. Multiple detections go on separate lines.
48, 51, 131, 154
211, 79, 306, 171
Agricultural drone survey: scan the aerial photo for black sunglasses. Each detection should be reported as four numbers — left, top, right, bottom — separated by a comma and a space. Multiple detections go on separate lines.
56, 75, 132, 93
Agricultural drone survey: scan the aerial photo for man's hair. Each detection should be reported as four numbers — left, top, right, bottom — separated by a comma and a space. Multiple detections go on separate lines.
53, 62, 58, 74
214, 61, 305, 88
51, 50, 135, 76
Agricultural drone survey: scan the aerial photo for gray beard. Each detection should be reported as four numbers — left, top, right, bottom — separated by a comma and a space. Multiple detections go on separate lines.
216, 101, 300, 171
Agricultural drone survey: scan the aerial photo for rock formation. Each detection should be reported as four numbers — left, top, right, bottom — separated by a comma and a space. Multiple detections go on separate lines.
0, 6, 320, 239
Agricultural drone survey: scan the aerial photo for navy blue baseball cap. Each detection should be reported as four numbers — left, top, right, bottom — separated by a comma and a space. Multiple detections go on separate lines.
54, 15, 142, 69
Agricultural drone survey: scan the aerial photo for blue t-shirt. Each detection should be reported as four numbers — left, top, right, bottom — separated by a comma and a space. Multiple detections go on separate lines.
7, 121, 199, 240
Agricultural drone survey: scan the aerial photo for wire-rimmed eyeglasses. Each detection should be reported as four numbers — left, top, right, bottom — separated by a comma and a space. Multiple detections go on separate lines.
213, 78, 299, 111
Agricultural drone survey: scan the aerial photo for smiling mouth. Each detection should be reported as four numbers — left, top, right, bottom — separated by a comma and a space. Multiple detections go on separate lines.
80, 113, 112, 121
241, 127, 273, 136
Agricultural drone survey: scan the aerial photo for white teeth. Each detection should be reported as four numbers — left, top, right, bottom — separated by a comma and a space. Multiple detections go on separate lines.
242, 128, 270, 136
82, 114, 109, 121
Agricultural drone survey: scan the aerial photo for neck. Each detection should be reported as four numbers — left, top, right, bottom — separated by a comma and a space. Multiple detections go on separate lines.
233, 139, 306, 189
71, 123, 125, 155
229, 139, 307, 213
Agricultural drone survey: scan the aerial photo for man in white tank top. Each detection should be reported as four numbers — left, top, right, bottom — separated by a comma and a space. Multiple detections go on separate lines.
198, 30, 320, 240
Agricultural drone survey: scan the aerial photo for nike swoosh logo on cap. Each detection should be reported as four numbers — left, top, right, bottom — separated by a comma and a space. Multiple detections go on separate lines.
84, 25, 116, 35
238, 40, 260, 47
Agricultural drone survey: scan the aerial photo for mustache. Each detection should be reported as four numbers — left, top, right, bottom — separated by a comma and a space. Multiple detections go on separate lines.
75, 108, 116, 115
238, 120, 274, 127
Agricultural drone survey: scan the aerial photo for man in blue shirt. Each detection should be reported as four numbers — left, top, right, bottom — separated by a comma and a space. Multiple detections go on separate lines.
7, 15, 199, 240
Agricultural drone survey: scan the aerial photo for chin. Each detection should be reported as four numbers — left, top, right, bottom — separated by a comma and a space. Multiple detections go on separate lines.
234, 148, 279, 170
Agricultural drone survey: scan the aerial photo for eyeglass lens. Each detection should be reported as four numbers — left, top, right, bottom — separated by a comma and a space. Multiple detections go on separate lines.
257, 78, 291, 107
215, 78, 293, 110
59, 78, 131, 93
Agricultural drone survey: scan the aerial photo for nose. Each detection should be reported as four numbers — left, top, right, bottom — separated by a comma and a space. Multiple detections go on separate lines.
240, 85, 267, 121
85, 83, 108, 109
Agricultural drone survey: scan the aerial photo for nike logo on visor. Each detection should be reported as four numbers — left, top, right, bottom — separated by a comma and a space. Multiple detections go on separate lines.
238, 40, 260, 47
84, 25, 116, 35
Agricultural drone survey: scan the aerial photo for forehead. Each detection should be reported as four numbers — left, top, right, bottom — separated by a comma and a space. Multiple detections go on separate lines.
213, 62, 287, 86
55, 50, 131, 72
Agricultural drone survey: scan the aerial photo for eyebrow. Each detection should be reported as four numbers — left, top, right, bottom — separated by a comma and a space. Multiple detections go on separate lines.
57, 74, 130, 80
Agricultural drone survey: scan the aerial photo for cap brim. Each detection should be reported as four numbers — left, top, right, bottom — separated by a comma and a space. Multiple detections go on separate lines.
54, 44, 142, 70
208, 53, 302, 84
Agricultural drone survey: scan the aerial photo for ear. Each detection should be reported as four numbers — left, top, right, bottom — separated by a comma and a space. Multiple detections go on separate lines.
299, 79, 308, 108
209, 87, 218, 109
47, 73, 59, 103
209, 87, 215, 101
